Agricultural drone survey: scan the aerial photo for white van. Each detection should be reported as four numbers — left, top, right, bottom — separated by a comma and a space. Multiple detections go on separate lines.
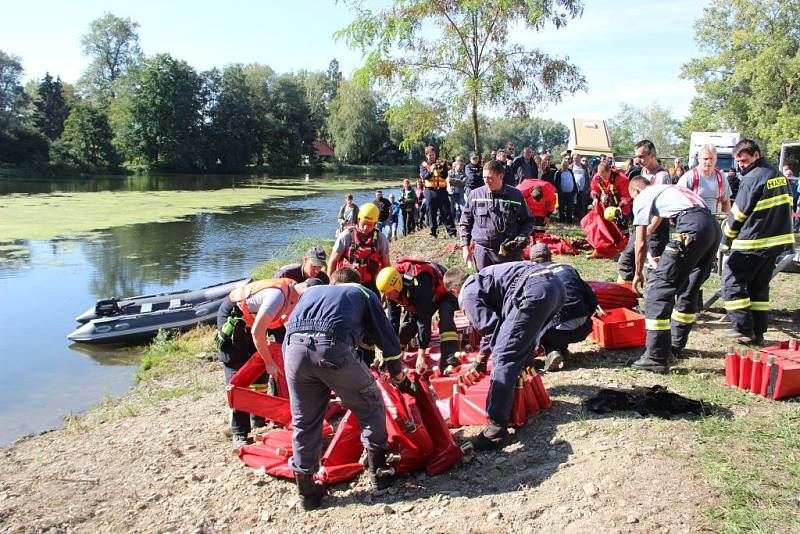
688, 131, 741, 171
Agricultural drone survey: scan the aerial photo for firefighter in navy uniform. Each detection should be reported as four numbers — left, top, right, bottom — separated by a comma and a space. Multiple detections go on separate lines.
327, 203, 391, 295
460, 160, 534, 271
626, 177, 721, 373
720, 139, 794, 345
442, 264, 565, 450
420, 145, 457, 238
283, 268, 415, 510
376, 258, 460, 374
529, 244, 598, 372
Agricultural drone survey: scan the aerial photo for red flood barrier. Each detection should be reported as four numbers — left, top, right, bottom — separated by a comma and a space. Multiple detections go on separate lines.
722, 340, 800, 400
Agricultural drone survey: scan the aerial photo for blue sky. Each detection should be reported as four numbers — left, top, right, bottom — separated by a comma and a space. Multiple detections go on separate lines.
1, 0, 705, 125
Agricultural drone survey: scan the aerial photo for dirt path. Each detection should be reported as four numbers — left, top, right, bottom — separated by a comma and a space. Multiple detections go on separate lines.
0, 347, 719, 533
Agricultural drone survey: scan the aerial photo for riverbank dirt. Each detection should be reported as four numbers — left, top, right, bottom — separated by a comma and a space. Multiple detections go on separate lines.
1, 232, 798, 533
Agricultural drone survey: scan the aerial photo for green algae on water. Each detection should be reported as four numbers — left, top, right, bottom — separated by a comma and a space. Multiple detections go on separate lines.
0, 178, 402, 242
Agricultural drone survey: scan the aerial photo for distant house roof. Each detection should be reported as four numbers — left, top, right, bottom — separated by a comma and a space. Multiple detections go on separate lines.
313, 140, 335, 157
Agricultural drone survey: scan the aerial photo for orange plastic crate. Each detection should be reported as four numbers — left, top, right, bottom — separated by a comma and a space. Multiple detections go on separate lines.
591, 308, 645, 349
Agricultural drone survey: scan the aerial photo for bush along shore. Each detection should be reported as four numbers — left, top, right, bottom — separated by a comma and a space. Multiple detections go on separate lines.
1, 228, 798, 533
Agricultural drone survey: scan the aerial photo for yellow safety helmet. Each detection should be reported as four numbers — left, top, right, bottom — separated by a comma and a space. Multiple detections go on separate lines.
359, 203, 380, 224
603, 206, 619, 222
376, 266, 403, 294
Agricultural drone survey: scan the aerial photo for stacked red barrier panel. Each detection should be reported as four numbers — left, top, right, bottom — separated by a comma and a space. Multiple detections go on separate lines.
723, 340, 800, 400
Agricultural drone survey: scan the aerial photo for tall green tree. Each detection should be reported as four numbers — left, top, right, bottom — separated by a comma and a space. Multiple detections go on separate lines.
110, 54, 204, 170
33, 73, 69, 140
385, 97, 446, 154
53, 101, 117, 170
608, 103, 683, 157
79, 13, 143, 104
325, 58, 343, 104
0, 50, 28, 129
203, 65, 260, 170
681, 0, 800, 155
336, 0, 586, 152
327, 79, 387, 163
264, 74, 315, 169
242, 63, 276, 167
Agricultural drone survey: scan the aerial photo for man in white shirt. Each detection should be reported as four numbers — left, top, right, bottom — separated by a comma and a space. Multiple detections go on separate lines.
626, 178, 721, 373
677, 144, 732, 215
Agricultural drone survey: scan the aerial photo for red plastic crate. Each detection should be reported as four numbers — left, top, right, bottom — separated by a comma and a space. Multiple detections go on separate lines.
591, 308, 645, 349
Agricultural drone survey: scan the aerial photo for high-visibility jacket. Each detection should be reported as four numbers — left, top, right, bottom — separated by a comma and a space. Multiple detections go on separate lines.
723, 158, 794, 253
394, 257, 448, 312
228, 278, 294, 329
334, 226, 383, 284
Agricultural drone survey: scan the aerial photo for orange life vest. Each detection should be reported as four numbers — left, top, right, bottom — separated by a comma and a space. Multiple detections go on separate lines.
394, 256, 448, 312
228, 278, 294, 329
422, 161, 447, 189
334, 226, 382, 284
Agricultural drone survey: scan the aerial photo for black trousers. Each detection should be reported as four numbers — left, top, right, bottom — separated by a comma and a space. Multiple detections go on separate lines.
641, 208, 721, 362
387, 293, 460, 361
424, 187, 456, 237
217, 299, 266, 437
722, 249, 782, 338
540, 319, 593, 353
617, 218, 671, 282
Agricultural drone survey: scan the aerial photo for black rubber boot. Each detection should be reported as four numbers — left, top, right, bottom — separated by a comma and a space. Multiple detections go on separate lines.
470, 421, 509, 451
721, 328, 754, 344
367, 449, 393, 490
628, 354, 669, 374
295, 474, 325, 511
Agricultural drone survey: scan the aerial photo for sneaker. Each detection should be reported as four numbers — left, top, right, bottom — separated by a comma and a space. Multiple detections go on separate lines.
231, 434, 250, 452
543, 351, 564, 372
628, 355, 669, 374
721, 329, 754, 344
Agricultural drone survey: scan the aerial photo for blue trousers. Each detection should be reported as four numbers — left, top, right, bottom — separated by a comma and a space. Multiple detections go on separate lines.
486, 273, 565, 425
284, 334, 388, 475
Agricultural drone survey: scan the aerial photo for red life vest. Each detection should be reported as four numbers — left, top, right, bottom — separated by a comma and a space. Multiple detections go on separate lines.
228, 278, 295, 329
595, 174, 621, 206
394, 257, 448, 312
691, 167, 723, 211
334, 226, 382, 284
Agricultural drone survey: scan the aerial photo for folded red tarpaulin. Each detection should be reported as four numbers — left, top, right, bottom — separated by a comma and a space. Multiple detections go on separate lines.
587, 281, 640, 310
580, 203, 628, 258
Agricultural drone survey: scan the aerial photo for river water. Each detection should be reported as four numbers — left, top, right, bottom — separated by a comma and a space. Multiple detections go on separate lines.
0, 173, 400, 447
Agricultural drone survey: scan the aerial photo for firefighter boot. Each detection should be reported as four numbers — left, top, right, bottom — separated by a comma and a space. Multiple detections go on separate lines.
469, 420, 509, 451
628, 353, 669, 373
367, 449, 394, 490
295, 474, 325, 511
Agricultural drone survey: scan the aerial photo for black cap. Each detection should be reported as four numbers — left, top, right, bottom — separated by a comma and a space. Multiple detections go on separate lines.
305, 246, 327, 266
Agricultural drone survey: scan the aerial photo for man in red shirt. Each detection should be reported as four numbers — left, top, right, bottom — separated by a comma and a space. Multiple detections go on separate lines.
517, 178, 557, 235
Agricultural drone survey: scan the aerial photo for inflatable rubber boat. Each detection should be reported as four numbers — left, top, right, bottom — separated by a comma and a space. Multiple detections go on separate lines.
68, 278, 250, 344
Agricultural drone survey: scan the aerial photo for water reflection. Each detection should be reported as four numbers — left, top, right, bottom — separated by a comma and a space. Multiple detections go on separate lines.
0, 177, 390, 446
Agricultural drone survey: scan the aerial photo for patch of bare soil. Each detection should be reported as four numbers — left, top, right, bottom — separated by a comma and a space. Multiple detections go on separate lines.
0, 346, 718, 533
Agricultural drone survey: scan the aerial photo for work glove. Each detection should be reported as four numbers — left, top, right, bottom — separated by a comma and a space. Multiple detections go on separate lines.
393, 372, 419, 397
499, 236, 528, 256
463, 355, 488, 384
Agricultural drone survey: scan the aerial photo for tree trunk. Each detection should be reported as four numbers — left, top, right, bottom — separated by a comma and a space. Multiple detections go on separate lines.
471, 95, 480, 152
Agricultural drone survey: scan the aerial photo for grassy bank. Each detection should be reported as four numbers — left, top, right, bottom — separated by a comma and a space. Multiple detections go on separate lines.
65, 228, 800, 532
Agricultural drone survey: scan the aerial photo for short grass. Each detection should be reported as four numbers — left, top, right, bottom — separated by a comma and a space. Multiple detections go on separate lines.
387, 221, 800, 532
